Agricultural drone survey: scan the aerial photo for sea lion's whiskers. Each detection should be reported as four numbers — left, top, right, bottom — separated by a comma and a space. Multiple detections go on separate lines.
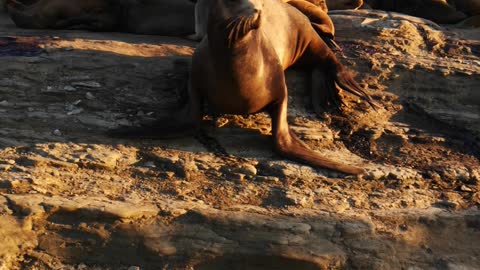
225, 15, 259, 47
226, 17, 241, 47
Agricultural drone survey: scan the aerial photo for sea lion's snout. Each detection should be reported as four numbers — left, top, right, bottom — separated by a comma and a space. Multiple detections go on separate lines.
251, 9, 261, 29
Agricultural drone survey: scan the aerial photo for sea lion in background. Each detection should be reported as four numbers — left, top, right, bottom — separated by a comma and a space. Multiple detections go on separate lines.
456, 14, 480, 26
6, 0, 196, 36
7, 0, 121, 30
326, 0, 363, 9
292, 0, 363, 10
285, 0, 340, 49
452, 0, 480, 27
362, 0, 468, 24
112, 0, 374, 174
451, 0, 480, 16
190, 0, 210, 40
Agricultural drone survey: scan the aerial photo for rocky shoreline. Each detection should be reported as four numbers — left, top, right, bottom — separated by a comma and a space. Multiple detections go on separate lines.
0, 10, 479, 270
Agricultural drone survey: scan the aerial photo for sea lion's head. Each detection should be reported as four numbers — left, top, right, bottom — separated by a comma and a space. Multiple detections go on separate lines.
208, 0, 263, 47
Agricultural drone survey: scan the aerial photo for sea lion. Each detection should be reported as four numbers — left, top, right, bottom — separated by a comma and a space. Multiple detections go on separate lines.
191, 0, 210, 40
456, 14, 480, 26
112, 0, 374, 175
451, 0, 480, 16
191, 0, 376, 175
289, 0, 360, 10
6, 0, 196, 36
362, 0, 468, 24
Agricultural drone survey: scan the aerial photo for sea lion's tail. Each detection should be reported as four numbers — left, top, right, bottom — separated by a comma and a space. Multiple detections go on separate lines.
330, 59, 377, 109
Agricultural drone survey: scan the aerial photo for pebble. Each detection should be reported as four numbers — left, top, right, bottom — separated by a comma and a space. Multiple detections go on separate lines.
285, 191, 312, 207
0, 100, 8, 106
366, 169, 384, 180
67, 108, 84, 115
228, 173, 245, 183
338, 221, 374, 239
258, 161, 294, 178
52, 129, 62, 136
63, 85, 77, 92
72, 81, 101, 88
85, 92, 96, 100
144, 161, 156, 168
254, 175, 279, 183
221, 163, 258, 176
434, 200, 458, 209
0, 165, 11, 171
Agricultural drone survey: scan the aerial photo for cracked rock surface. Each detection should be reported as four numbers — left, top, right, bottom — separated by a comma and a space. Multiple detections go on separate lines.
0, 10, 479, 270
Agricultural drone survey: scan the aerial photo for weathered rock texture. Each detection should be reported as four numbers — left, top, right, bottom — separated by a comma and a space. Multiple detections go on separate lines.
0, 10, 479, 270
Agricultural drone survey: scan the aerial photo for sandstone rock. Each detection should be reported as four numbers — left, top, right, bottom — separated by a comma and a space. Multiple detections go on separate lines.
63, 85, 77, 92
72, 81, 101, 88
0, 216, 37, 269
337, 220, 375, 239
331, 10, 480, 139
5, 194, 160, 219
285, 190, 314, 207
83, 148, 124, 170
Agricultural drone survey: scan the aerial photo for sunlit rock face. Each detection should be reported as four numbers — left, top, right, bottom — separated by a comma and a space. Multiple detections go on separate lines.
330, 9, 480, 140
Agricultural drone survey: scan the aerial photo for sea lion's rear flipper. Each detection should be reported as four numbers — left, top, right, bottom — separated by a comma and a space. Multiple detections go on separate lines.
311, 68, 344, 113
269, 94, 365, 175
330, 59, 377, 109
305, 34, 377, 113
